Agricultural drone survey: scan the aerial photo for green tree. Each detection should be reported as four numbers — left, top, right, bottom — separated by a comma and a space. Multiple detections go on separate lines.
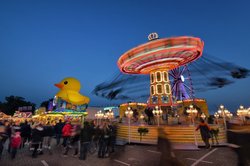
138, 127, 149, 142
0, 95, 36, 115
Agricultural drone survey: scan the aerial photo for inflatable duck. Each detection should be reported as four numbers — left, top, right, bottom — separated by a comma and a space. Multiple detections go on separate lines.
54, 77, 90, 105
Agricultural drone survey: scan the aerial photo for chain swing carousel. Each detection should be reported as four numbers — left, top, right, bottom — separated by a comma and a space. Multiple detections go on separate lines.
117, 33, 205, 113
99, 33, 228, 145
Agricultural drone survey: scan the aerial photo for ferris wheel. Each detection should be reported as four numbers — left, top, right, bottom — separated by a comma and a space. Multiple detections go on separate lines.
169, 65, 195, 101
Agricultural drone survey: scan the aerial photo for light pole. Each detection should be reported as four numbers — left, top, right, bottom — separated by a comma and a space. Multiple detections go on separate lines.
218, 105, 229, 130
140, 114, 145, 126
237, 105, 248, 125
186, 105, 198, 146
200, 113, 206, 120
97, 110, 104, 125
248, 108, 250, 118
103, 113, 108, 121
214, 112, 219, 124
218, 105, 233, 126
227, 112, 233, 120
95, 110, 102, 125
125, 107, 133, 144
186, 105, 198, 125
152, 106, 163, 126
106, 109, 114, 121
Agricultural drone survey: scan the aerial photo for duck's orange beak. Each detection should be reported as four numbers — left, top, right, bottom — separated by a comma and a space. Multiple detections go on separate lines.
54, 83, 64, 89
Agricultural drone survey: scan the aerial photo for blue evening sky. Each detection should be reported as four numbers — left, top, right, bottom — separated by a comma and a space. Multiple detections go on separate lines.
0, 0, 249, 112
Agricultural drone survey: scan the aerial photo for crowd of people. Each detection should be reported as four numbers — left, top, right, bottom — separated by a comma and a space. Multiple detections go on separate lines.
0, 118, 117, 161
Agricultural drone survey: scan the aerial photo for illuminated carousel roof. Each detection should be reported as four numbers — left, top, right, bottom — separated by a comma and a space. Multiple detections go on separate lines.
118, 36, 204, 74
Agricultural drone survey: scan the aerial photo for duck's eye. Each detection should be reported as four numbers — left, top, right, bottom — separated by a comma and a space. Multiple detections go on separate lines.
64, 81, 68, 85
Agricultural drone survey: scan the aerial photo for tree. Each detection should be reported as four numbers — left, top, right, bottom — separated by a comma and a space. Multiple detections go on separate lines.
40, 98, 53, 111
40, 98, 53, 108
0, 95, 36, 115
138, 127, 149, 142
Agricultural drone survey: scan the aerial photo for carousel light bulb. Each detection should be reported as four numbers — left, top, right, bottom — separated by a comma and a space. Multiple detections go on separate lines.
201, 113, 206, 119
214, 113, 219, 118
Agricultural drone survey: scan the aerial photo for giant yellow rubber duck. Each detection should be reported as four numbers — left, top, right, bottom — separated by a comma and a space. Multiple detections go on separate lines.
54, 77, 90, 105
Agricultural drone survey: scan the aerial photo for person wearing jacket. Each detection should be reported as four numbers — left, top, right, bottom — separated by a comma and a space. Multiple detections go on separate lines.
54, 119, 64, 146
62, 121, 72, 148
43, 122, 54, 152
20, 120, 31, 148
98, 122, 111, 158
63, 124, 80, 157
31, 123, 44, 158
196, 119, 211, 149
10, 131, 21, 159
0, 121, 8, 160
108, 122, 117, 153
79, 121, 94, 160
6, 121, 12, 153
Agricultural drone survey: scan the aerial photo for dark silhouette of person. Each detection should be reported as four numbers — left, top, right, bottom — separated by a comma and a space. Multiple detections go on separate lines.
196, 119, 211, 148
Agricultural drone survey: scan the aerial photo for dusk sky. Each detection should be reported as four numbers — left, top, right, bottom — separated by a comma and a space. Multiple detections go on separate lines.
0, 0, 249, 113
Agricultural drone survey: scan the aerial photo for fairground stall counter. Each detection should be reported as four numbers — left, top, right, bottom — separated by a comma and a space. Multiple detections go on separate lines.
50, 98, 88, 125
0, 112, 11, 121
11, 111, 32, 123
50, 77, 90, 125
119, 102, 147, 118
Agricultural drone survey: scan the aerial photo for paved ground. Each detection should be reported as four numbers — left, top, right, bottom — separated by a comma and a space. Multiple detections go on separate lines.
0, 141, 240, 166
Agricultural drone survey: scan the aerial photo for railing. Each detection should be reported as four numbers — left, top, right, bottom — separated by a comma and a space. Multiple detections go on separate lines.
116, 124, 227, 145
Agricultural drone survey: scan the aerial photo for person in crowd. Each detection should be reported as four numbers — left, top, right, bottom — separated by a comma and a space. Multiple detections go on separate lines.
145, 107, 154, 125
91, 121, 100, 152
20, 120, 31, 148
43, 122, 54, 153
63, 124, 80, 157
0, 121, 8, 160
62, 121, 72, 148
98, 122, 111, 158
108, 122, 117, 153
196, 119, 211, 149
133, 109, 139, 122
31, 123, 44, 158
12, 121, 21, 133
210, 128, 219, 145
79, 121, 94, 160
157, 127, 184, 166
54, 119, 64, 146
4, 120, 12, 154
10, 131, 21, 159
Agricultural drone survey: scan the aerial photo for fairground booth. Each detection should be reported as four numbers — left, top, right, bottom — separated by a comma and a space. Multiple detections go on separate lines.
33, 77, 90, 125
